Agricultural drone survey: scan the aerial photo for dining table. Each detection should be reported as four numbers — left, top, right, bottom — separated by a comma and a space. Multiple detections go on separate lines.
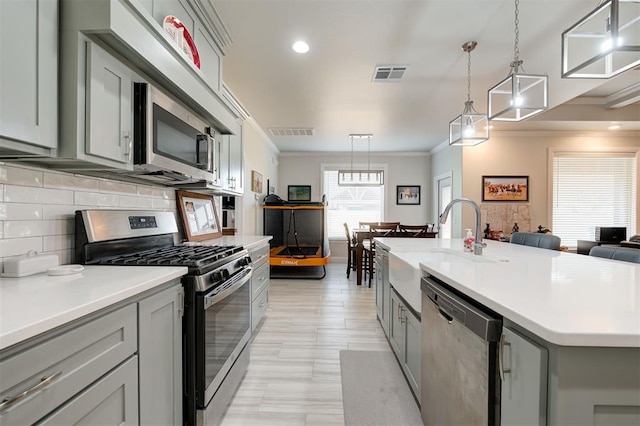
352, 228, 438, 285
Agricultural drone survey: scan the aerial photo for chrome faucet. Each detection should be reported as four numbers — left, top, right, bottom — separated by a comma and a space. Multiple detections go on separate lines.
439, 198, 487, 255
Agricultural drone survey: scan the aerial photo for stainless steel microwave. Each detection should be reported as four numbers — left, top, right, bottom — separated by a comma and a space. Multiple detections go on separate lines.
132, 83, 220, 186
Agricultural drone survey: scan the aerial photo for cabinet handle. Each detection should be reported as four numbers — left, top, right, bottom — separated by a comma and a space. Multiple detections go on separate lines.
0, 371, 62, 414
123, 132, 131, 158
499, 333, 511, 382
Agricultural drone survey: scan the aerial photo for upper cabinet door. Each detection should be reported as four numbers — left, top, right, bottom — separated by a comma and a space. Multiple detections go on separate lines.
0, 0, 57, 155
86, 42, 134, 165
227, 123, 244, 193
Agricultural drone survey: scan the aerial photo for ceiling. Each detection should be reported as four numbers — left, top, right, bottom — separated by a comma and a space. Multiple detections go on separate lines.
214, 0, 640, 153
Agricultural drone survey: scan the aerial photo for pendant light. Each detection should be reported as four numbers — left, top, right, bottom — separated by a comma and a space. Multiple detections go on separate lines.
449, 41, 489, 147
488, 0, 548, 121
561, 0, 640, 78
338, 134, 384, 186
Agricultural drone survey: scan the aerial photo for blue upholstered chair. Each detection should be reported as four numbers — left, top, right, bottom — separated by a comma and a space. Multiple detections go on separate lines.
588, 246, 640, 264
509, 232, 561, 251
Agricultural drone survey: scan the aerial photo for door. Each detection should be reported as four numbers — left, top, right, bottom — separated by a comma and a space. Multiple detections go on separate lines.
86, 41, 133, 165
436, 173, 452, 239
389, 291, 405, 357
0, 0, 57, 155
500, 327, 548, 425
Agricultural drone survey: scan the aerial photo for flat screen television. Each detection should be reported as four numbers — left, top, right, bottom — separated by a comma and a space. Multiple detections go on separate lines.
288, 185, 311, 202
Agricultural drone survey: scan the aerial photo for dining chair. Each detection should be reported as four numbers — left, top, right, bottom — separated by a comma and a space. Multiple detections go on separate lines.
398, 224, 436, 238
363, 223, 399, 286
343, 223, 358, 278
509, 232, 561, 250
589, 246, 640, 264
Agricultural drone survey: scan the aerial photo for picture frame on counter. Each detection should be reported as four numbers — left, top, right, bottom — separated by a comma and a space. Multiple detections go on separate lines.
176, 190, 222, 241
482, 175, 529, 202
396, 185, 420, 205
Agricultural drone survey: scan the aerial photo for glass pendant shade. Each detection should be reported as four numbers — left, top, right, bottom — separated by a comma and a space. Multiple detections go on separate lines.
562, 0, 640, 78
449, 101, 490, 146
488, 70, 549, 121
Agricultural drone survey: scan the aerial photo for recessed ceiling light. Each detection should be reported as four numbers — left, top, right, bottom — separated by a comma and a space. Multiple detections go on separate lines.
608, 124, 622, 130
292, 41, 309, 54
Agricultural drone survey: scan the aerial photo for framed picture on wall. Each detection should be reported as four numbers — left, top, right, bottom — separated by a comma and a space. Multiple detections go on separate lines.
288, 185, 311, 201
396, 185, 420, 205
482, 175, 529, 202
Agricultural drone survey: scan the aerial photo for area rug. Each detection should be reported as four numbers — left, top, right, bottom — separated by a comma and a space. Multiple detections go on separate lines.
340, 350, 423, 426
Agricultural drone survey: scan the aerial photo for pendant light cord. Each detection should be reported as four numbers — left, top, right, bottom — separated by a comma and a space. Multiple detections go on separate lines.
466, 48, 472, 103
513, 0, 520, 64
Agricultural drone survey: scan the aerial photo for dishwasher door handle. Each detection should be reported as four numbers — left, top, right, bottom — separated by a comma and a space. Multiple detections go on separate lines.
437, 307, 454, 324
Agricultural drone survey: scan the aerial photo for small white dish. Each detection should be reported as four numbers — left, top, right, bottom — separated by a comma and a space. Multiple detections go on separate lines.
47, 265, 84, 276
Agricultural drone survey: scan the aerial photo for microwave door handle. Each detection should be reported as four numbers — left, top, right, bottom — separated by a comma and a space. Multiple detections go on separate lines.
208, 136, 214, 173
196, 135, 208, 169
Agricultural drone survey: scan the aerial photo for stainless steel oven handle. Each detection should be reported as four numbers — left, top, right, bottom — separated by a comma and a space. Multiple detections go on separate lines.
204, 268, 252, 309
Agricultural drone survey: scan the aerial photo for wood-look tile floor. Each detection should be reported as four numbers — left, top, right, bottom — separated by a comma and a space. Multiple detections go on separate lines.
219, 263, 391, 426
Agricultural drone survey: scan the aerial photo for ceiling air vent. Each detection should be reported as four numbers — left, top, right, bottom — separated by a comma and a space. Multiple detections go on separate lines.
267, 127, 314, 137
372, 65, 408, 82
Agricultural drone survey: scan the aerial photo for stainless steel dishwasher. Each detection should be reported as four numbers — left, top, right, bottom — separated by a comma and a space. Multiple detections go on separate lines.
420, 275, 502, 425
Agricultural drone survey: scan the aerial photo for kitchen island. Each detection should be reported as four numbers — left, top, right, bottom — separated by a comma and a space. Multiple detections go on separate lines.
377, 237, 640, 425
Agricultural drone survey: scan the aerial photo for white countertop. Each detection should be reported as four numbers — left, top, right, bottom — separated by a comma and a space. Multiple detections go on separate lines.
379, 237, 640, 348
0, 266, 187, 351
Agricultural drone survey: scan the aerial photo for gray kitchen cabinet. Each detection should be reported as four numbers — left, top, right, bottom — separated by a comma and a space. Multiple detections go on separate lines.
219, 124, 244, 194
0, 304, 138, 425
250, 243, 270, 331
500, 326, 548, 425
138, 284, 184, 425
389, 289, 421, 400
375, 245, 391, 335
59, 35, 136, 168
0, 0, 57, 158
38, 356, 139, 425
0, 281, 182, 426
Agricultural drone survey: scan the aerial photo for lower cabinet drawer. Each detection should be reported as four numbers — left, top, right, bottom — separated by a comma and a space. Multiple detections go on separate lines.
252, 262, 270, 299
0, 304, 137, 425
38, 355, 139, 425
250, 244, 270, 268
251, 286, 269, 331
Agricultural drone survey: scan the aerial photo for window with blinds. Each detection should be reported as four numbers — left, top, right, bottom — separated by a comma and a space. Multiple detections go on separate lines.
552, 151, 637, 247
323, 169, 385, 239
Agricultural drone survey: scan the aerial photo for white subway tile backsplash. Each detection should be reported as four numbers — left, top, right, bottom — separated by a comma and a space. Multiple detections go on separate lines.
44, 171, 101, 191
0, 203, 42, 220
136, 185, 155, 196
42, 204, 77, 220
152, 198, 175, 209
0, 183, 4, 201
100, 180, 137, 195
4, 185, 74, 205
119, 195, 153, 208
153, 187, 176, 200
0, 164, 43, 187
4, 219, 74, 238
0, 236, 43, 257
74, 191, 119, 206
43, 234, 74, 252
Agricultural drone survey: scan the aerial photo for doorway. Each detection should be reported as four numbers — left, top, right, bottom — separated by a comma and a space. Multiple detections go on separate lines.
435, 173, 452, 239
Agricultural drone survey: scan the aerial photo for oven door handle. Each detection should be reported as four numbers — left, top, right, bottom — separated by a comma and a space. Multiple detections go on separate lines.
204, 268, 252, 309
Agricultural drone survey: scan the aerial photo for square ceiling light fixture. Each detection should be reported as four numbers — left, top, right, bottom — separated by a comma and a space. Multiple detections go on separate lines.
488, 0, 549, 121
561, 0, 640, 78
338, 134, 384, 186
449, 41, 490, 146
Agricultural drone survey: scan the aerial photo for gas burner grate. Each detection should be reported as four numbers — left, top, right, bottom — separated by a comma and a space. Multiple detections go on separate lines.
100, 244, 243, 268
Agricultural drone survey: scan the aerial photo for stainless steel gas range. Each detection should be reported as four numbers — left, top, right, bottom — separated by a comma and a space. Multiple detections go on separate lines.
75, 209, 252, 425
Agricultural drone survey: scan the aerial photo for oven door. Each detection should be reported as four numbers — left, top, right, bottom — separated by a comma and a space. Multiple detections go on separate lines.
195, 268, 252, 408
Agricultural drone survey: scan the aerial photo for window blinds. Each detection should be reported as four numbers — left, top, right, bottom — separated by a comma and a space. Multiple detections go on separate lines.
552, 151, 637, 247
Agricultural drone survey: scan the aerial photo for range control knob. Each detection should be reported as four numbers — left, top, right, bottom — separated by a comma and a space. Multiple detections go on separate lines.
211, 271, 223, 283
237, 257, 251, 267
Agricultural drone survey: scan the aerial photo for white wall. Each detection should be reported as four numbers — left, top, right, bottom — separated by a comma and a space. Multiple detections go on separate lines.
278, 152, 431, 260
240, 118, 280, 236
